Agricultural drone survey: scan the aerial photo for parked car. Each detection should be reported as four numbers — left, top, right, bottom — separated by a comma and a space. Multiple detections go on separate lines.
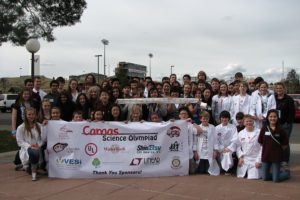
0, 93, 18, 113
288, 94, 300, 121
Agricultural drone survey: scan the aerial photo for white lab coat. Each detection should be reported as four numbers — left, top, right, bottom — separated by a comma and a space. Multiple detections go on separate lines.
235, 128, 262, 179
187, 123, 198, 159
196, 124, 220, 176
215, 123, 238, 171
251, 92, 276, 128
231, 94, 254, 125
16, 123, 46, 167
211, 95, 233, 122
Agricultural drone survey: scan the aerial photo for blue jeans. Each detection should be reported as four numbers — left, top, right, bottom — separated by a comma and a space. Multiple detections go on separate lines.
262, 162, 290, 182
27, 148, 40, 166
282, 123, 293, 163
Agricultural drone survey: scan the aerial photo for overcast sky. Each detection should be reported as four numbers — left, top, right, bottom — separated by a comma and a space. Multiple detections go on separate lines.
1, 0, 300, 82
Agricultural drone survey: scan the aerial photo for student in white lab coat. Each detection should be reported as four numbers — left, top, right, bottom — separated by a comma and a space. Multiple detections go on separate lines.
177, 107, 202, 174
215, 111, 238, 175
231, 82, 254, 125
235, 115, 262, 179
251, 81, 276, 128
211, 82, 233, 124
16, 107, 46, 181
195, 111, 220, 176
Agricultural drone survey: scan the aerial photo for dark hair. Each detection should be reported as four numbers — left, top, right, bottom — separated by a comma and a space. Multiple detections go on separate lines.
236, 112, 244, 120
50, 80, 59, 87
56, 76, 65, 84
24, 78, 33, 86
219, 110, 231, 119
254, 77, 264, 85
111, 78, 120, 84
266, 109, 280, 127
178, 106, 192, 118
235, 72, 243, 78
211, 77, 220, 84
183, 74, 191, 80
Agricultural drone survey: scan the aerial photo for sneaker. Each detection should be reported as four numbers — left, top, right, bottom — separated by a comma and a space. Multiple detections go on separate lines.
32, 172, 37, 181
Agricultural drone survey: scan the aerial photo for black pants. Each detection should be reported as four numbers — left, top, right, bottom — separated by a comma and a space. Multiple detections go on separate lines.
197, 159, 209, 174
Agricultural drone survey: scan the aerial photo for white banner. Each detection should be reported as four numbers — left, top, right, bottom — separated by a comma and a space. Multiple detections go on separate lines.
47, 120, 189, 179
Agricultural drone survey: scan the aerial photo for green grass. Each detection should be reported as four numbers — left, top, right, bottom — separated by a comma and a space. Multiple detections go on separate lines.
0, 130, 19, 153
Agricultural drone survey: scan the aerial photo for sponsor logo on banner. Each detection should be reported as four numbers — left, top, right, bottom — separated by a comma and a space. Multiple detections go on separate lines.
167, 126, 181, 138
65, 147, 80, 154
82, 126, 119, 135
92, 158, 101, 168
58, 125, 73, 140
85, 143, 98, 156
137, 144, 161, 153
130, 158, 142, 166
169, 141, 183, 152
56, 158, 82, 169
171, 156, 182, 169
144, 157, 160, 165
104, 144, 126, 153
53, 143, 68, 153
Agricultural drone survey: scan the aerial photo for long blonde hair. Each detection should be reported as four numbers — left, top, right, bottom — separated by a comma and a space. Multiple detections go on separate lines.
24, 107, 41, 139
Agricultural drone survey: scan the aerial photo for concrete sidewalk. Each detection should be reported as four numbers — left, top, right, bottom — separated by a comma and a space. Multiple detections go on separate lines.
0, 146, 300, 200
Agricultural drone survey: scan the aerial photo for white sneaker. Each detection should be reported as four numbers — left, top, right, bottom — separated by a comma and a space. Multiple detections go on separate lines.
32, 172, 37, 181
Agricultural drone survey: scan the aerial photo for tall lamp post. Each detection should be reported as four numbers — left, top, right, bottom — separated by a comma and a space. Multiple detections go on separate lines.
170, 65, 174, 75
101, 39, 109, 76
148, 53, 153, 77
25, 38, 40, 79
95, 54, 102, 84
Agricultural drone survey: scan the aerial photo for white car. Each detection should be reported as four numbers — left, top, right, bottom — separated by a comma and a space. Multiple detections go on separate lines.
0, 94, 18, 112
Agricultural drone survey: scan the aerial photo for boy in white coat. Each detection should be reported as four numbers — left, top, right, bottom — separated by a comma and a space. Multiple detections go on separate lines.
236, 115, 262, 179
196, 111, 220, 175
216, 111, 238, 174
177, 107, 202, 174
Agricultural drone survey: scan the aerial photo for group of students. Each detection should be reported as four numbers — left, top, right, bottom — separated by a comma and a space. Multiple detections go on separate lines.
12, 71, 294, 182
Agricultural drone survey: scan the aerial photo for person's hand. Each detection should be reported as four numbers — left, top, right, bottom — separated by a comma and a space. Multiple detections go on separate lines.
186, 118, 192, 123
222, 148, 231, 153
255, 162, 262, 168
11, 130, 16, 138
42, 120, 48, 126
238, 157, 244, 166
193, 151, 199, 160
213, 150, 218, 159
31, 144, 39, 149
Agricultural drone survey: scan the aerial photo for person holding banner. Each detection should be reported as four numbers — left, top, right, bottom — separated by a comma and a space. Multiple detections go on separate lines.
16, 107, 46, 181
178, 107, 201, 174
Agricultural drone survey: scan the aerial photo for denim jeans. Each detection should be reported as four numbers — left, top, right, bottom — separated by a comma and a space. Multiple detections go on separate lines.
262, 162, 290, 182
282, 123, 293, 163
27, 148, 40, 166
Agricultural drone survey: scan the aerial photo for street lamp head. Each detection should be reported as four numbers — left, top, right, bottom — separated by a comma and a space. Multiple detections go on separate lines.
25, 38, 40, 53
101, 39, 109, 45
148, 53, 153, 58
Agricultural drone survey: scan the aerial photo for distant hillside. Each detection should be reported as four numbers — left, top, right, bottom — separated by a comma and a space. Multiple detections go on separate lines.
0, 76, 53, 93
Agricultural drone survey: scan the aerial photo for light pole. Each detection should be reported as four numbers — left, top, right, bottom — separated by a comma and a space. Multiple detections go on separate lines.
170, 65, 174, 75
95, 54, 102, 84
19, 67, 22, 77
101, 39, 109, 76
148, 53, 153, 77
25, 38, 40, 79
